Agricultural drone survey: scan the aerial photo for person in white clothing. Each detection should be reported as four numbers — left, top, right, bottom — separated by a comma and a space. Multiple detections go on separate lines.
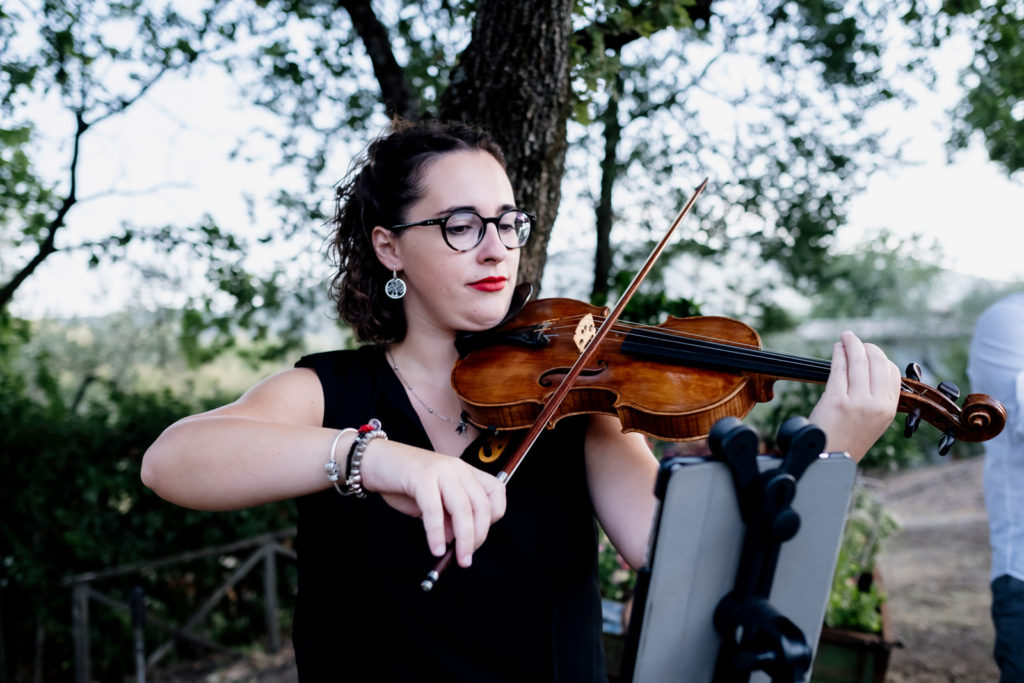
968, 291, 1024, 683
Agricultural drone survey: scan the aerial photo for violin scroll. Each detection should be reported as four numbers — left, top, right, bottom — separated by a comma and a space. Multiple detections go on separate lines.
962, 392, 1007, 437
897, 368, 1006, 454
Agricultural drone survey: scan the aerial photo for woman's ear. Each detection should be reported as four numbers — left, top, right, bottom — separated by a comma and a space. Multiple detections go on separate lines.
371, 226, 402, 272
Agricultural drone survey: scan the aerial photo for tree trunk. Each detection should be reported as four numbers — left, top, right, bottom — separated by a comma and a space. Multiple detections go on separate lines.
439, 0, 573, 296
591, 72, 623, 306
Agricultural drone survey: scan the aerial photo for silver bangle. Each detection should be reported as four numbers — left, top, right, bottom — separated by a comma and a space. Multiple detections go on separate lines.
343, 419, 387, 499
325, 428, 356, 496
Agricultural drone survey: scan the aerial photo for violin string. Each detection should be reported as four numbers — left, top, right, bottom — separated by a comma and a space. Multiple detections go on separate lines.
632, 325, 833, 371
532, 316, 915, 393
606, 320, 917, 392
540, 316, 830, 373
542, 316, 766, 353
617, 323, 917, 393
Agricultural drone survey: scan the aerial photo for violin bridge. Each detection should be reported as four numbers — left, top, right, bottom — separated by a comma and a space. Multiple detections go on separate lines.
573, 313, 596, 354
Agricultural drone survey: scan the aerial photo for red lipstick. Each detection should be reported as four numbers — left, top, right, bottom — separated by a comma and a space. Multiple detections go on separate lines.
469, 276, 507, 292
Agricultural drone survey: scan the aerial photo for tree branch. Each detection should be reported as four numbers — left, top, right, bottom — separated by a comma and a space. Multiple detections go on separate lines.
339, 0, 419, 120
573, 0, 714, 54
89, 4, 218, 127
0, 7, 228, 311
78, 181, 195, 204
0, 109, 86, 311
89, 62, 175, 129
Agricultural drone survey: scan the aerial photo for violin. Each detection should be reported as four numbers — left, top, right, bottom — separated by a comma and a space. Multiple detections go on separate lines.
420, 177, 1005, 591
452, 297, 1007, 452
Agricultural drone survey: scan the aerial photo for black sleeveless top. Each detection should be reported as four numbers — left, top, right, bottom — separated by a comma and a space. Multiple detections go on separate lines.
292, 347, 606, 682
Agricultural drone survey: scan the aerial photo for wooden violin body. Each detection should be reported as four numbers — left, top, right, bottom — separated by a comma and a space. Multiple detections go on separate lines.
452, 298, 1006, 447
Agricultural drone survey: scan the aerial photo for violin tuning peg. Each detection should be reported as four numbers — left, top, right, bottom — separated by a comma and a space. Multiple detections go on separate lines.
904, 408, 921, 438
938, 430, 955, 456
905, 362, 923, 382
937, 381, 961, 402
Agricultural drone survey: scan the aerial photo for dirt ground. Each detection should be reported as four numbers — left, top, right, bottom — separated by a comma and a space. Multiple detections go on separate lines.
152, 457, 999, 683
872, 456, 1000, 682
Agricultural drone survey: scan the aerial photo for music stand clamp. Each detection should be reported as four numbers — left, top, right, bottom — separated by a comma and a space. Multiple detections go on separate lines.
710, 415, 827, 683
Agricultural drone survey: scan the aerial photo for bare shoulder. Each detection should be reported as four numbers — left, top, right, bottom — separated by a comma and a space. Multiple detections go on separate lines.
199, 368, 324, 427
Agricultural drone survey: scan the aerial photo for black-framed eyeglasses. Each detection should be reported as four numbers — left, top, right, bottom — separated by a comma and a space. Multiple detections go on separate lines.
390, 208, 534, 252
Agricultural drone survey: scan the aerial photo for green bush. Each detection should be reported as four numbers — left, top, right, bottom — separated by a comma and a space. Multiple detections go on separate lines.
824, 487, 899, 633
0, 356, 296, 682
597, 527, 635, 603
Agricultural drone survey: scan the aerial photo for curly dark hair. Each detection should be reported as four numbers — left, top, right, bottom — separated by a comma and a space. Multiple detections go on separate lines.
329, 119, 507, 345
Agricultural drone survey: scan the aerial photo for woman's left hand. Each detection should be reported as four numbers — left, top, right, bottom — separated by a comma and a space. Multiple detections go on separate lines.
809, 330, 902, 462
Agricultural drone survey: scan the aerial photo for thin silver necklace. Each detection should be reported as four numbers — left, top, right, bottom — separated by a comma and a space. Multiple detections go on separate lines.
387, 350, 470, 436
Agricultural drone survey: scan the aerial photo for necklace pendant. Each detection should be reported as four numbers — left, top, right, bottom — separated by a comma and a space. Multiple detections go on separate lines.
456, 421, 468, 436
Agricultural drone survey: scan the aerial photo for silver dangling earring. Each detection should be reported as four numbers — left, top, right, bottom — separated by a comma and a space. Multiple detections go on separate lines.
385, 269, 407, 300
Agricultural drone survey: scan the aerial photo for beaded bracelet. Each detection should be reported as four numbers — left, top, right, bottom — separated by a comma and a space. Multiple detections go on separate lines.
343, 419, 387, 499
325, 420, 387, 498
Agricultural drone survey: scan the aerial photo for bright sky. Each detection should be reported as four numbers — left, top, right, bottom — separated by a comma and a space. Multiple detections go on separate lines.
842, 32, 1023, 285
9, 28, 1023, 321
844, 103, 1024, 285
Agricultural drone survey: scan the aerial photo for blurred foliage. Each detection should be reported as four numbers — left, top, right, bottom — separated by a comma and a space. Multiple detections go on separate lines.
5, 0, 1022, 355
0, 326, 297, 681
597, 528, 636, 603
824, 487, 900, 633
0, 125, 55, 244
941, 2, 1024, 175
607, 236, 704, 323
751, 381, 931, 471
0, 0, 326, 360
563, 0, 913, 317
808, 230, 943, 320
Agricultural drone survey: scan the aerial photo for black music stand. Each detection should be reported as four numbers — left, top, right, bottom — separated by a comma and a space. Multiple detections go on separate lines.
619, 416, 857, 683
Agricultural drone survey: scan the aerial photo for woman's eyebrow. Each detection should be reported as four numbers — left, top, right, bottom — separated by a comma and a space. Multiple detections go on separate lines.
437, 205, 476, 215
436, 203, 518, 216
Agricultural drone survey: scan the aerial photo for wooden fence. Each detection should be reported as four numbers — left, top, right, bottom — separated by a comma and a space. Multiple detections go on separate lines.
65, 527, 297, 683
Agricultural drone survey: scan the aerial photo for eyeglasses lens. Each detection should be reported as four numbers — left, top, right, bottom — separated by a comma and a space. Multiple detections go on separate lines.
443, 211, 532, 251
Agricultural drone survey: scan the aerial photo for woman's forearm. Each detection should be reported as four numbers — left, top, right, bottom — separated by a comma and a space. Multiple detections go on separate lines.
141, 414, 349, 510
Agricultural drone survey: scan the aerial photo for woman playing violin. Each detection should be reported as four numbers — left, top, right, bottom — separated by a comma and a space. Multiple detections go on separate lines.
141, 119, 901, 681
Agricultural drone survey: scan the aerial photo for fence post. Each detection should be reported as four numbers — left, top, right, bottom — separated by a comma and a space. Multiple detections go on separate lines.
263, 546, 281, 653
130, 586, 147, 683
72, 583, 90, 683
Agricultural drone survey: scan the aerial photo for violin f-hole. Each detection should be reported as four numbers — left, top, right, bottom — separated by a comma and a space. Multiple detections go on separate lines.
539, 361, 608, 387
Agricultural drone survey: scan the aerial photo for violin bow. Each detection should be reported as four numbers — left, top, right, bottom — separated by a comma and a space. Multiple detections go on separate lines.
421, 177, 709, 591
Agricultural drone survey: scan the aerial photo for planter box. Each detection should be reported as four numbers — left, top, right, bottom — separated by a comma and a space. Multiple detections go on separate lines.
810, 625, 897, 683
810, 581, 898, 683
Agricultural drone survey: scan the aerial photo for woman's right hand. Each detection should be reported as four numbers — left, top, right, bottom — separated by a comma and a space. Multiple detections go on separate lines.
142, 366, 505, 567
360, 440, 506, 568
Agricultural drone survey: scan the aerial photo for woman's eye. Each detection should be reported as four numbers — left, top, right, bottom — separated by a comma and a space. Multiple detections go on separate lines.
446, 223, 473, 236
445, 213, 479, 234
